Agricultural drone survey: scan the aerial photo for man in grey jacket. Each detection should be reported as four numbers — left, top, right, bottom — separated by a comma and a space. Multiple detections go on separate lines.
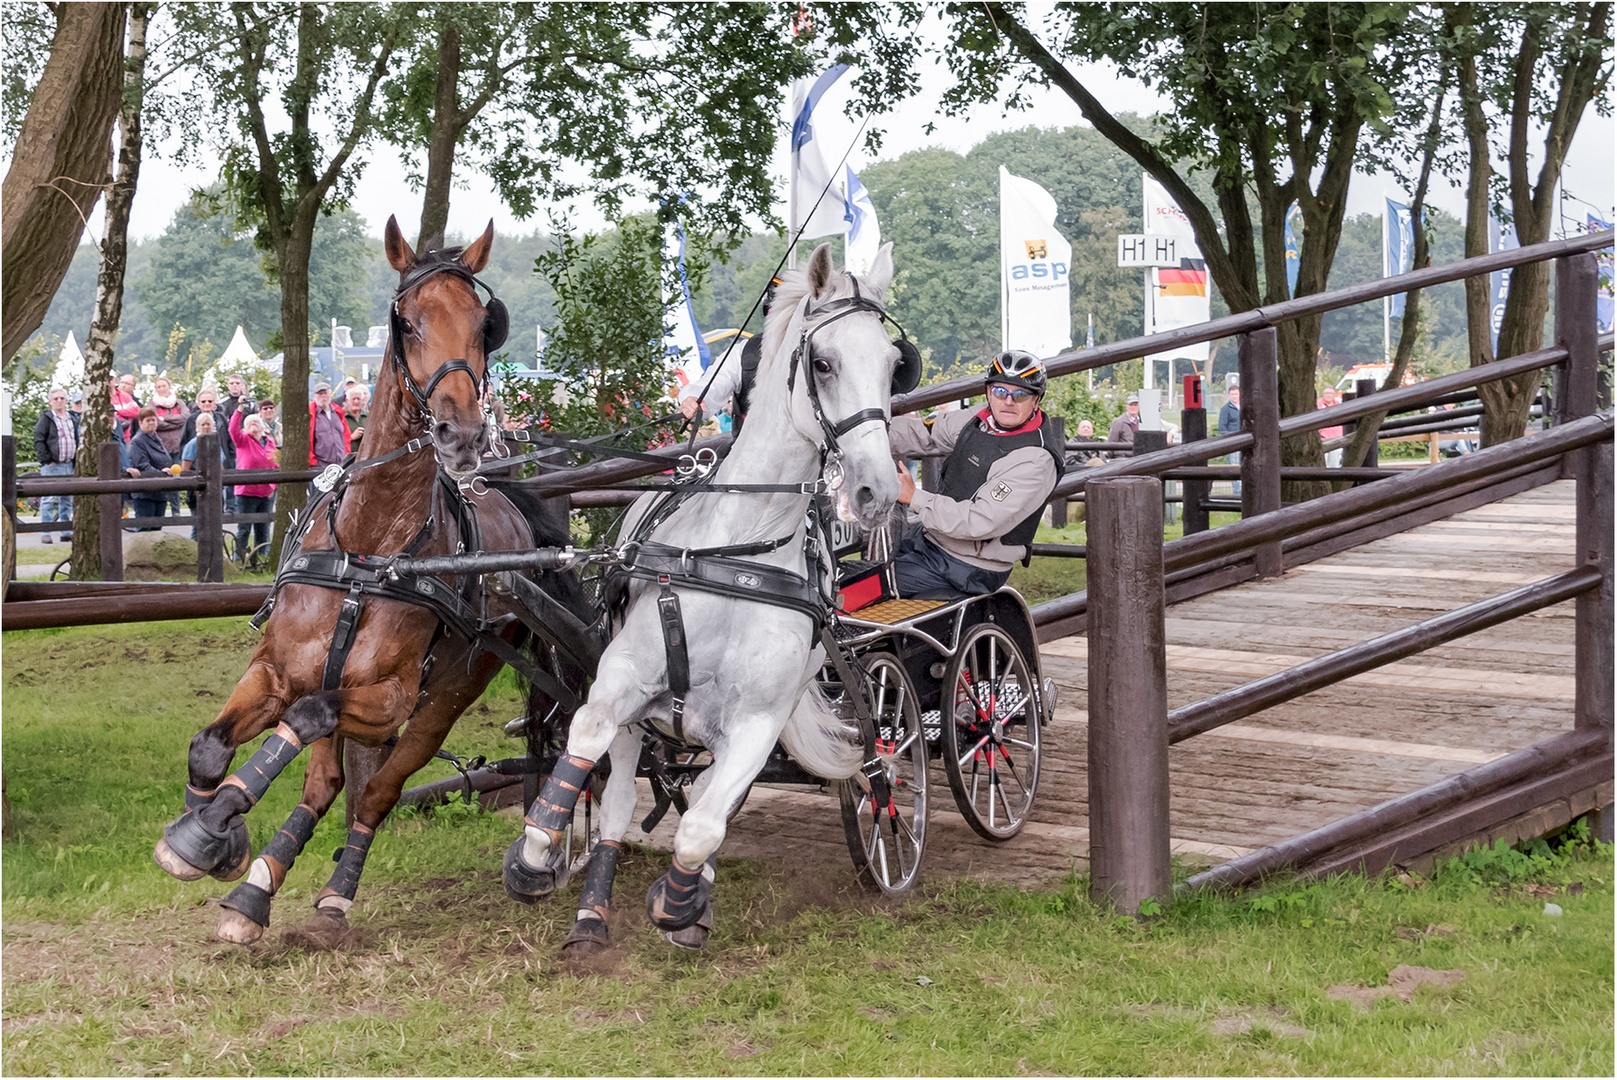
887, 351, 1065, 599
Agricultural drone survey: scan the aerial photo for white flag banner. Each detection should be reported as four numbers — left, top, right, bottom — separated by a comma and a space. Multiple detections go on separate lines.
999, 165, 1072, 356
1143, 174, 1210, 364
843, 164, 880, 277
790, 64, 852, 240
662, 221, 710, 390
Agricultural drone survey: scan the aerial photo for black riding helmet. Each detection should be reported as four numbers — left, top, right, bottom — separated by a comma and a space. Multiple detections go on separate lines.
986, 350, 1047, 395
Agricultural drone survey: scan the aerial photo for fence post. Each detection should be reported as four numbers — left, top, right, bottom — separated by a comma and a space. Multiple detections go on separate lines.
1049, 415, 1067, 527
98, 442, 123, 582
1555, 252, 1598, 479
1180, 399, 1209, 535
196, 433, 223, 583
1086, 476, 1172, 913
1354, 378, 1380, 471
1575, 430, 1613, 839
2, 434, 15, 595
345, 742, 394, 830
1238, 327, 1282, 576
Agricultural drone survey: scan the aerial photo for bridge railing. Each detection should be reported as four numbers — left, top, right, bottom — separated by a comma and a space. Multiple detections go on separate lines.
1080, 244, 1613, 913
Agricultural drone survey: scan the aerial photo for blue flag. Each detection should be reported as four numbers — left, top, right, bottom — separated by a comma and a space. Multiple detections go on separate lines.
1283, 201, 1303, 299
1384, 198, 1414, 318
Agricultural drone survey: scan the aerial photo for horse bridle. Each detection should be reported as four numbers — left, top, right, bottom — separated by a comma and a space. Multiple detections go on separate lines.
389, 259, 509, 416
786, 277, 914, 457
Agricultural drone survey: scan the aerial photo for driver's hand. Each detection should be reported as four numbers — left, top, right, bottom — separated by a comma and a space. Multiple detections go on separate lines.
678, 397, 702, 421
896, 461, 916, 505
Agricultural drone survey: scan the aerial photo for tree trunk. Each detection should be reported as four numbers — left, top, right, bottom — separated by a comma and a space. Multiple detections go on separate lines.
269, 224, 315, 567
1479, 258, 1552, 445
72, 1, 148, 581
1, 2, 127, 365
416, 19, 462, 249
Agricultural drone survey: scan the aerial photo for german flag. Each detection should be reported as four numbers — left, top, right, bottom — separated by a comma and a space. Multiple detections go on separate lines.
1157, 258, 1208, 298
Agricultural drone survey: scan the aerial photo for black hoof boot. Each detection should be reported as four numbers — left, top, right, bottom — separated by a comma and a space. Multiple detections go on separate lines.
503, 836, 567, 905
218, 881, 273, 944
154, 812, 250, 882
646, 860, 711, 932
561, 915, 613, 956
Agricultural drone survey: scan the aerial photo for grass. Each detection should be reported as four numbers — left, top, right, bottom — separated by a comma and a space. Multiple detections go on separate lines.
3, 621, 1613, 1075
1011, 511, 1243, 606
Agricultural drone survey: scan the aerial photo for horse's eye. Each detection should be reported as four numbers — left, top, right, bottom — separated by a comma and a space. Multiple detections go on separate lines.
813, 357, 833, 375
399, 318, 415, 336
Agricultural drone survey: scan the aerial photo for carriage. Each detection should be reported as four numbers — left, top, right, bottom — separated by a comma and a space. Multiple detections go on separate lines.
153, 224, 1048, 950
496, 532, 1054, 905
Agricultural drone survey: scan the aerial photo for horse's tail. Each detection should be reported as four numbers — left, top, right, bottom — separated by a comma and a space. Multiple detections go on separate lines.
779, 680, 863, 780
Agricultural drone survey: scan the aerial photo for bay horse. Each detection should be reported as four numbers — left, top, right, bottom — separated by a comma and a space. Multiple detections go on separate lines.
502, 242, 905, 950
153, 217, 590, 945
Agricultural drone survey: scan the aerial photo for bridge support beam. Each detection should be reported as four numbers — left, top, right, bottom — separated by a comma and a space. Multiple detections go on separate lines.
1575, 429, 1613, 841
1086, 476, 1172, 913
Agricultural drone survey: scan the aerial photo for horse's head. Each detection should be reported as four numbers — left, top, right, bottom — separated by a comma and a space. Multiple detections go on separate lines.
383, 215, 508, 479
768, 242, 907, 531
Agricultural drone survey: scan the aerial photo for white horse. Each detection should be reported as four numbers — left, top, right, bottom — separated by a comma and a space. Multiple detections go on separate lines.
502, 242, 905, 946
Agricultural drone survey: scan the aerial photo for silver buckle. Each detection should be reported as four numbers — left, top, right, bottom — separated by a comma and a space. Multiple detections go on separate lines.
313, 463, 344, 493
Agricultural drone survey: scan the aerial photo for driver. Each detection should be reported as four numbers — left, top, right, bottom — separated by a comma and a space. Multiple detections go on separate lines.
887, 351, 1065, 599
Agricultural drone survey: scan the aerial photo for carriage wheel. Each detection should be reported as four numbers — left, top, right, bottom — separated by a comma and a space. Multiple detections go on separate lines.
838, 653, 928, 895
940, 623, 1041, 841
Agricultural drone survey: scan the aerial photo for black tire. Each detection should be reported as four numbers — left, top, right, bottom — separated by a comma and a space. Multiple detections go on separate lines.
939, 623, 1041, 841
49, 557, 71, 581
838, 652, 928, 894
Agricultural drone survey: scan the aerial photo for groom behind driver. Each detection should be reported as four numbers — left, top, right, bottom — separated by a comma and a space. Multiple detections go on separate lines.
887, 351, 1065, 599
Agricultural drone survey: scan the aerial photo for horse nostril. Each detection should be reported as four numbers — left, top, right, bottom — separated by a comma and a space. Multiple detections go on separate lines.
433, 420, 454, 443
854, 485, 876, 511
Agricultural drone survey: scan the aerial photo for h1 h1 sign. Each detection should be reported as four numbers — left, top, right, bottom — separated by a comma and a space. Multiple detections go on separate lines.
1117, 234, 1181, 268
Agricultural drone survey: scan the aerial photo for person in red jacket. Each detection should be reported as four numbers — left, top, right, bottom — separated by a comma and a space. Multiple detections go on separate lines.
308, 381, 351, 467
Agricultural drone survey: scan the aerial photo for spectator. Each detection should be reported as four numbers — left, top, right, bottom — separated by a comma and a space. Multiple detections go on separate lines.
344, 385, 370, 453
309, 381, 350, 467
218, 376, 247, 513
181, 412, 226, 540
69, 389, 83, 426
126, 406, 174, 530
1066, 418, 1106, 468
258, 399, 284, 446
182, 385, 223, 445
1107, 393, 1141, 456
1219, 382, 1242, 495
32, 386, 80, 544
112, 373, 141, 466
229, 401, 278, 562
1317, 385, 1344, 467
150, 376, 189, 516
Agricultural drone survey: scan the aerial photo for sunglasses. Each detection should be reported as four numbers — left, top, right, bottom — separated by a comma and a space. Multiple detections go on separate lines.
988, 385, 1035, 403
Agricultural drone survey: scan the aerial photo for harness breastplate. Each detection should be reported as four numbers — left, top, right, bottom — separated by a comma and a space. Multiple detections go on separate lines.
938, 410, 1066, 553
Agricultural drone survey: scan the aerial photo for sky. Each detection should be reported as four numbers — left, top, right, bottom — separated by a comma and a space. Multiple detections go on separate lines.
98, 17, 1616, 247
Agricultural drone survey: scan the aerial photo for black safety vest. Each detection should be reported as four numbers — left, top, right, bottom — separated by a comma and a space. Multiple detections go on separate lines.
729, 335, 764, 436
937, 409, 1066, 555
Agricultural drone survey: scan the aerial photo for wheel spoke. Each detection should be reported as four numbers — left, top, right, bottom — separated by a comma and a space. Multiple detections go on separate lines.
955, 733, 991, 771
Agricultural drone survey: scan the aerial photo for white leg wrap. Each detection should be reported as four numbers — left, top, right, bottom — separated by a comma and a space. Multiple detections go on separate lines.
247, 857, 273, 890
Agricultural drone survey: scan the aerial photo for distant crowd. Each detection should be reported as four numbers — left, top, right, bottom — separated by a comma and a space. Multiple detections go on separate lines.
32, 373, 374, 562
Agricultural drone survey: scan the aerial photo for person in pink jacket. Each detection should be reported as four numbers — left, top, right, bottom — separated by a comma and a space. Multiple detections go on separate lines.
229, 401, 279, 563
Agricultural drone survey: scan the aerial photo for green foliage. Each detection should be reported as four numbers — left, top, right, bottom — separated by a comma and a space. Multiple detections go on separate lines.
1433, 822, 1613, 888
0, 0, 54, 148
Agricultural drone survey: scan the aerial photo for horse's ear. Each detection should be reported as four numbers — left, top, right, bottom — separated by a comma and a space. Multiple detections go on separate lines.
385, 216, 415, 272
806, 242, 835, 298
460, 219, 495, 274
865, 242, 895, 300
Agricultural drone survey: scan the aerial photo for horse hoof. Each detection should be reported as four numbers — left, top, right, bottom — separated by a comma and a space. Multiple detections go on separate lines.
665, 923, 710, 951
152, 836, 208, 882
216, 908, 266, 945
560, 916, 612, 957
502, 837, 564, 905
